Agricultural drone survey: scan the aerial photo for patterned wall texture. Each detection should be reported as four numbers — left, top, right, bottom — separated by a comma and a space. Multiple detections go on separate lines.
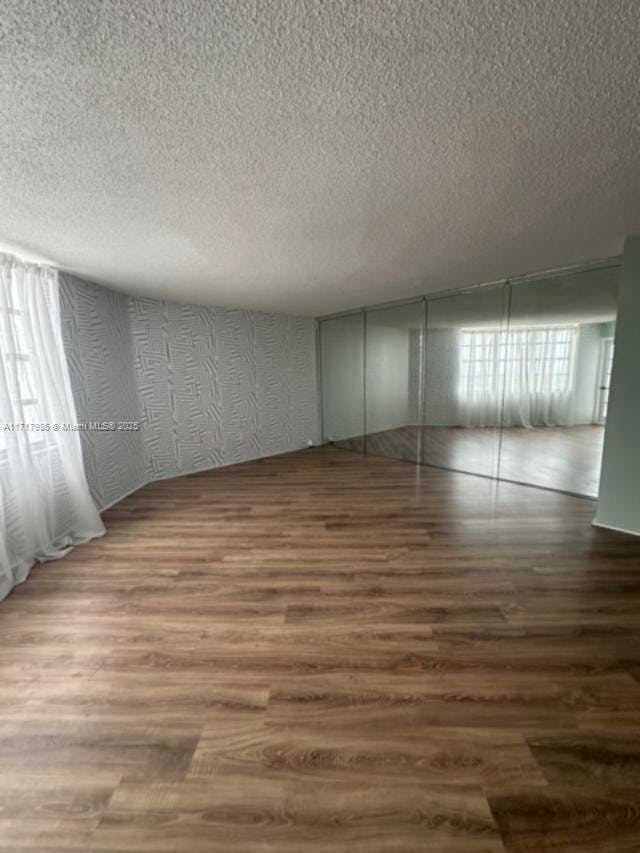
129, 299, 319, 480
59, 274, 146, 509
60, 275, 320, 508
129, 298, 223, 481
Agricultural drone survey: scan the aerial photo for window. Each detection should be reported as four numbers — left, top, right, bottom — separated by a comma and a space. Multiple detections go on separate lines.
0, 305, 43, 454
459, 326, 577, 400
0, 253, 104, 600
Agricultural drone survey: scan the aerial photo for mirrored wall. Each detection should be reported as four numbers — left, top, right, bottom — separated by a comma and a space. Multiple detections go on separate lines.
320, 262, 620, 498
319, 312, 365, 452
499, 265, 618, 496
364, 300, 424, 463
423, 282, 508, 479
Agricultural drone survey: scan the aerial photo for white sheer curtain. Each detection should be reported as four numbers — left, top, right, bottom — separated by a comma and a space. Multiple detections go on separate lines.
0, 254, 104, 602
456, 329, 504, 427
457, 326, 577, 428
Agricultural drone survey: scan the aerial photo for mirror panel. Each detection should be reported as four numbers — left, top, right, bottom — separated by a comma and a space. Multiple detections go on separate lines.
422, 283, 508, 478
318, 262, 620, 501
320, 312, 365, 452
500, 265, 620, 497
365, 300, 425, 463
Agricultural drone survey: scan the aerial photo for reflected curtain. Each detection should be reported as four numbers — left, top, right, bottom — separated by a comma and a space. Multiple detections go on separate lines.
0, 254, 104, 602
457, 326, 577, 428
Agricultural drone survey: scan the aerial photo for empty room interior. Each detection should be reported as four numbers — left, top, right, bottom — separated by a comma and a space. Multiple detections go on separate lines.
2, 2, 640, 851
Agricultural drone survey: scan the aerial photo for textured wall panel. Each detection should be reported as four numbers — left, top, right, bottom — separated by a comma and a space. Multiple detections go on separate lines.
215, 309, 260, 466
130, 299, 319, 480
61, 276, 319, 501
130, 298, 225, 480
59, 274, 146, 509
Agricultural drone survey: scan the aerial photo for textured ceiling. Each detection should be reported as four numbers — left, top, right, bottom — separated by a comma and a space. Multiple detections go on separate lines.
1, 1, 639, 316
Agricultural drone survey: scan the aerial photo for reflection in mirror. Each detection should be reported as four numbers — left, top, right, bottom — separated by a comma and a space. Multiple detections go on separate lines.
364, 301, 425, 463
499, 265, 619, 497
320, 312, 365, 452
422, 283, 508, 478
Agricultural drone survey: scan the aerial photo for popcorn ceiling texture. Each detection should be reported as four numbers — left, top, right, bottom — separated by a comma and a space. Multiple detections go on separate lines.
2, 1, 640, 315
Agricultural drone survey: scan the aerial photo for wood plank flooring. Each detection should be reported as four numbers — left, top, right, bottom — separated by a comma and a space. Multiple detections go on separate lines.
1, 446, 640, 852
355, 424, 604, 496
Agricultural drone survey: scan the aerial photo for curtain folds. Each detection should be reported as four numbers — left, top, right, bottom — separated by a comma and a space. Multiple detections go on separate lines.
0, 254, 104, 602
457, 326, 577, 428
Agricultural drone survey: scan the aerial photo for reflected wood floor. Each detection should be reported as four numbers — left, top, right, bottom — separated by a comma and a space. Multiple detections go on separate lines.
2, 447, 640, 851
360, 424, 605, 497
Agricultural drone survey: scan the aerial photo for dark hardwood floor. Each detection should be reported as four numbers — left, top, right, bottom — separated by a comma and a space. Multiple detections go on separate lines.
1, 447, 640, 851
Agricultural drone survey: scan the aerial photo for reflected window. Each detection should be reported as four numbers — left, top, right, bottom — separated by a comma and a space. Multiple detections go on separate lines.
458, 325, 578, 428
